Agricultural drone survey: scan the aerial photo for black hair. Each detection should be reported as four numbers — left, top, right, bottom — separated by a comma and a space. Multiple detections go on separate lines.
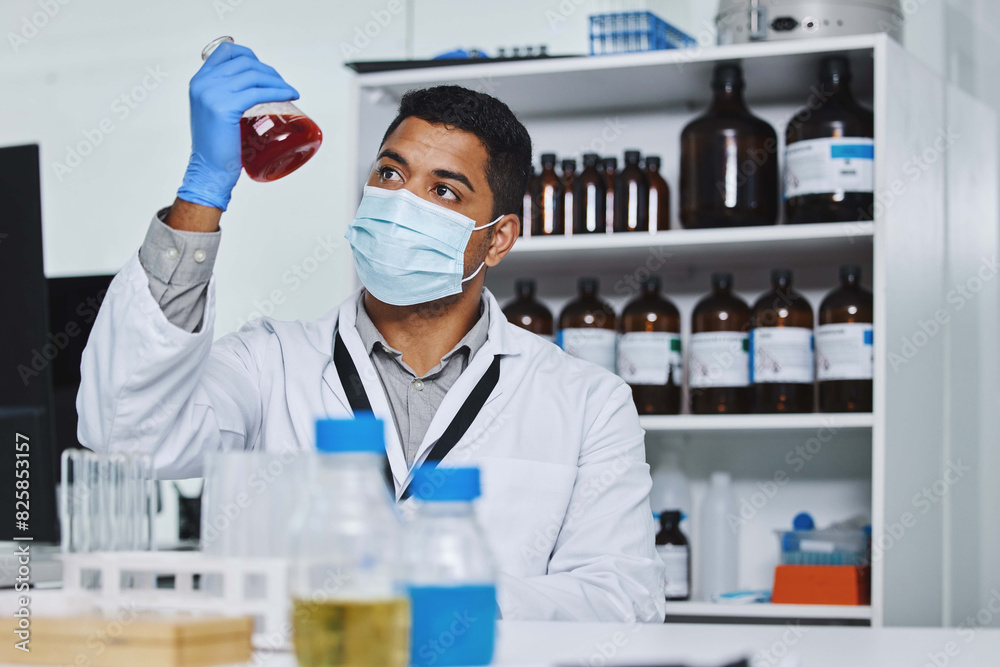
380, 85, 533, 220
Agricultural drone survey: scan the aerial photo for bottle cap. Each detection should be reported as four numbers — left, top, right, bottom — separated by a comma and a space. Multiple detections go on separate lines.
624, 150, 641, 164
840, 264, 862, 282
603, 156, 618, 170
771, 268, 793, 287
583, 153, 600, 166
561, 158, 577, 173
646, 156, 661, 169
578, 276, 599, 294
316, 414, 385, 454
411, 466, 481, 502
711, 63, 744, 89
792, 512, 815, 530
710, 471, 731, 487
515, 278, 535, 296
820, 56, 851, 82
540, 152, 557, 166
660, 509, 682, 524
711, 271, 733, 289
643, 276, 662, 292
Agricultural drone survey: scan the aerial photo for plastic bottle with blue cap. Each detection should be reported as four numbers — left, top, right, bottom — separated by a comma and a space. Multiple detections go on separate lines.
403, 466, 496, 667
287, 415, 409, 667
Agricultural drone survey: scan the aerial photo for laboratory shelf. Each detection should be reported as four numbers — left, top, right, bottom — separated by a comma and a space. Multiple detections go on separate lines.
663, 601, 872, 622
639, 412, 873, 434
492, 222, 873, 279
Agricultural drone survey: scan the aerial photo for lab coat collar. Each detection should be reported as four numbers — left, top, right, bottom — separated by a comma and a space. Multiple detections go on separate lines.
323, 287, 522, 496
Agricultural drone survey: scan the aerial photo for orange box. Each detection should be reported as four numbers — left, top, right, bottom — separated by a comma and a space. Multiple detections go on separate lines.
772, 564, 871, 605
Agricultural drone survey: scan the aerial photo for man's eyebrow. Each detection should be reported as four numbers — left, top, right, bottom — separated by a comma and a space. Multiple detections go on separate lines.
432, 169, 475, 193
376, 149, 408, 166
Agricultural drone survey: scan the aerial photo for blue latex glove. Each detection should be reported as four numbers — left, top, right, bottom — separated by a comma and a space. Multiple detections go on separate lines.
177, 42, 300, 211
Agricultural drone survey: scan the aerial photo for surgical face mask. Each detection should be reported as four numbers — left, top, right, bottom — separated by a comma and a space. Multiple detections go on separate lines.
345, 185, 502, 306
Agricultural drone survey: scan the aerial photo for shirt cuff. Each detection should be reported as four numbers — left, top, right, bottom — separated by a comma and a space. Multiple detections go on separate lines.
139, 207, 221, 285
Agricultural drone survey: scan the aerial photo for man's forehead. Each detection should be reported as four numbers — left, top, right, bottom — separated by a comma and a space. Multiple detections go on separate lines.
380, 117, 487, 176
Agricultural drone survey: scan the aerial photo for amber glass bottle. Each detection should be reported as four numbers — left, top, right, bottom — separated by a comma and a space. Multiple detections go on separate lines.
574, 153, 607, 234
532, 153, 564, 236
817, 265, 873, 412
614, 150, 649, 233
750, 269, 814, 413
520, 168, 536, 237
785, 57, 874, 224
689, 272, 751, 414
603, 156, 618, 233
558, 277, 617, 373
680, 63, 778, 228
646, 155, 670, 232
618, 276, 681, 415
502, 279, 554, 341
561, 158, 576, 235
656, 510, 691, 601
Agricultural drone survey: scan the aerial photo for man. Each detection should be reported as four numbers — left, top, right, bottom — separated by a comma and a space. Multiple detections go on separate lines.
78, 41, 665, 622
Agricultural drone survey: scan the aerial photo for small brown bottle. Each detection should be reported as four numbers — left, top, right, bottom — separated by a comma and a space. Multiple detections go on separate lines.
655, 510, 691, 601
532, 153, 564, 236
603, 156, 618, 233
618, 276, 681, 415
785, 57, 874, 224
574, 153, 607, 234
561, 158, 576, 235
614, 150, 649, 233
502, 279, 554, 341
558, 277, 618, 374
520, 168, 536, 237
689, 272, 751, 414
751, 269, 815, 413
817, 264, 873, 412
679, 63, 779, 228
646, 155, 671, 232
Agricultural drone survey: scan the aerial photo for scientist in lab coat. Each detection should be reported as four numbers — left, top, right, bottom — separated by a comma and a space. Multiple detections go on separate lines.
78, 41, 665, 622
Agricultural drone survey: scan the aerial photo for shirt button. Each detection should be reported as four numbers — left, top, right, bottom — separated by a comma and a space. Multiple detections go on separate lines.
165, 247, 179, 261
193, 249, 207, 263
413, 379, 424, 391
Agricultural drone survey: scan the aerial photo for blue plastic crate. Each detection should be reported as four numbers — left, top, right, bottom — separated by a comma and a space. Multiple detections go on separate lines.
589, 11, 696, 55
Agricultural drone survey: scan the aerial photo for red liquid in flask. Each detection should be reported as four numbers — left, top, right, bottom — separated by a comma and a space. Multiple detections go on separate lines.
240, 114, 323, 182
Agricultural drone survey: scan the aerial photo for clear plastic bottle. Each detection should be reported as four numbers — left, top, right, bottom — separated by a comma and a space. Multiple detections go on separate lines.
650, 451, 691, 519
288, 416, 409, 667
698, 471, 739, 602
405, 467, 496, 667
201, 36, 323, 183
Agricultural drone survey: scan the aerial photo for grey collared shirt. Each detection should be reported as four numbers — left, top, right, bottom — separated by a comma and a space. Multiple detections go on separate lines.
354, 294, 490, 468
136, 207, 490, 468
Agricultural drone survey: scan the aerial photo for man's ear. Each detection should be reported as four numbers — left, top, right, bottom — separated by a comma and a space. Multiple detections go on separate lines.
484, 214, 520, 267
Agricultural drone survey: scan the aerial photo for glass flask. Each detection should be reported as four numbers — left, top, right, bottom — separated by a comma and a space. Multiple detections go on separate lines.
618, 276, 681, 415
817, 264, 873, 412
202, 36, 323, 183
502, 279, 554, 340
558, 277, 618, 373
689, 272, 751, 414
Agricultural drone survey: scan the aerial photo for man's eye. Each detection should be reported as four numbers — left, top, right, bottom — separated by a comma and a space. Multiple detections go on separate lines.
379, 166, 401, 181
435, 185, 458, 200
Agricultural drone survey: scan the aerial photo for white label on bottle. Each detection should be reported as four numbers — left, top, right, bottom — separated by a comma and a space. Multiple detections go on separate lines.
617, 332, 681, 385
784, 137, 874, 199
558, 328, 617, 373
656, 544, 689, 598
816, 323, 873, 381
688, 331, 750, 388
252, 116, 275, 136
751, 327, 815, 384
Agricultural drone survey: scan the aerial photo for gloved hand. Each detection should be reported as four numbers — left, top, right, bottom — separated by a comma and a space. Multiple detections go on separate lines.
177, 42, 299, 211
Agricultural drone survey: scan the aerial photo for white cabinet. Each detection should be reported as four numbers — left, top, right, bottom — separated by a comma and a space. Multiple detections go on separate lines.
350, 34, 999, 627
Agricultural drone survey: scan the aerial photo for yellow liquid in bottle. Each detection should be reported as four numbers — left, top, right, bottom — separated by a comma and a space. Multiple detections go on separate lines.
292, 597, 410, 667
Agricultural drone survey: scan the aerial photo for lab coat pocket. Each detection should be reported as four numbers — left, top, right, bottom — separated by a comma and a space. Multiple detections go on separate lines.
474, 457, 578, 578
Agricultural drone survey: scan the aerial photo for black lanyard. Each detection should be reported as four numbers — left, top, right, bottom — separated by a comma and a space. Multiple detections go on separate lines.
333, 330, 501, 499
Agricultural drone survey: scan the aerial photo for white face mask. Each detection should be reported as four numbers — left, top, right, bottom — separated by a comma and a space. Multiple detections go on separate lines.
344, 186, 502, 306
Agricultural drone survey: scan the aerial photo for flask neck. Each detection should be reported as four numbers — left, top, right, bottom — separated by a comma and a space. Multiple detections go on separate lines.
709, 85, 748, 113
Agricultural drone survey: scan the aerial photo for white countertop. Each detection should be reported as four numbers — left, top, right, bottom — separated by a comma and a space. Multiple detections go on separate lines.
245, 620, 1000, 667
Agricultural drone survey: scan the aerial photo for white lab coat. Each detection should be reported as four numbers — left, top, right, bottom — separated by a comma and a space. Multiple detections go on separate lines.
77, 253, 666, 622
